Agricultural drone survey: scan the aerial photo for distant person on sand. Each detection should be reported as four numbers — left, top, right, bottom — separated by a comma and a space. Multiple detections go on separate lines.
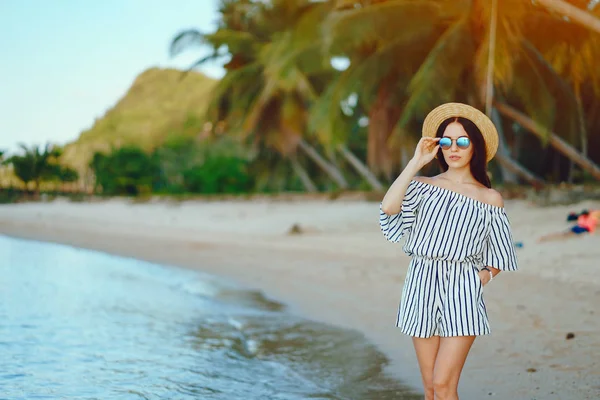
379, 103, 518, 400
538, 210, 599, 243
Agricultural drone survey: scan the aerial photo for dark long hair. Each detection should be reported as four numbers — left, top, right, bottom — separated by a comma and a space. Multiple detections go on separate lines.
435, 117, 491, 188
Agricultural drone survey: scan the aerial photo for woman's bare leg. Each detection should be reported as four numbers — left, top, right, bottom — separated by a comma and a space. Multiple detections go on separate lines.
412, 336, 441, 400
432, 336, 476, 400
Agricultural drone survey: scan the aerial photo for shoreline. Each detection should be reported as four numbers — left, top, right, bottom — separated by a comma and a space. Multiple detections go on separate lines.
1, 198, 599, 399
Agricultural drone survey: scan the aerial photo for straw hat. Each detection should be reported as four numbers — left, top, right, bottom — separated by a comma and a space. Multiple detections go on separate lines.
422, 102, 499, 162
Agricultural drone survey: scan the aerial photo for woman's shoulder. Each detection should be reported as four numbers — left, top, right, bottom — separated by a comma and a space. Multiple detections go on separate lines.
413, 175, 504, 208
412, 176, 433, 184
482, 188, 504, 208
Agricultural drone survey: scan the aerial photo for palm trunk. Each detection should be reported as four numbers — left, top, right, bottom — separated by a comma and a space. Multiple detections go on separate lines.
494, 154, 545, 189
586, 96, 600, 129
491, 107, 518, 184
368, 76, 402, 179
297, 138, 349, 189
484, 1, 524, 186
34, 179, 41, 199
568, 86, 588, 183
535, 0, 600, 35
485, 0, 498, 116
337, 144, 384, 191
290, 157, 317, 193
575, 87, 587, 157
495, 101, 600, 181
400, 146, 410, 171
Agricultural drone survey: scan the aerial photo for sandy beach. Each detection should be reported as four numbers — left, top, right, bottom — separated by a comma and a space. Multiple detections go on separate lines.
1, 195, 599, 399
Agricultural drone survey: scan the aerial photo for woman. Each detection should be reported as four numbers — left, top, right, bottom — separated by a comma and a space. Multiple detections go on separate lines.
379, 103, 518, 400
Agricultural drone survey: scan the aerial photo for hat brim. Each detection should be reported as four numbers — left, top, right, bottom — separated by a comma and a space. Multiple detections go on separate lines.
422, 102, 498, 162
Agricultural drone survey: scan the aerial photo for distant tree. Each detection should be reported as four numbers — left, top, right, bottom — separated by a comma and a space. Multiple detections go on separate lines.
182, 152, 252, 194
53, 165, 79, 192
89, 146, 161, 196
152, 136, 201, 193
0, 149, 5, 190
170, 0, 352, 191
58, 166, 79, 183
6, 143, 62, 197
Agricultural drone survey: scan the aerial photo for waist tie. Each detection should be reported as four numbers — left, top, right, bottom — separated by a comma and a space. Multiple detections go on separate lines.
411, 254, 481, 266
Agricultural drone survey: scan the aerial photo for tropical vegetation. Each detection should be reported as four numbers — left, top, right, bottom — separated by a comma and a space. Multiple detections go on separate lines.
3, 0, 600, 201
1, 143, 79, 200
167, 0, 600, 191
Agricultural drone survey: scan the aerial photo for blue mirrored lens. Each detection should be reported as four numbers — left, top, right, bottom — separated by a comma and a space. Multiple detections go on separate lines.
439, 137, 452, 148
456, 137, 470, 148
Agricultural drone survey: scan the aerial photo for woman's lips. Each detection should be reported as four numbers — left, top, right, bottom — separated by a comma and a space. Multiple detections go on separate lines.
449, 155, 461, 161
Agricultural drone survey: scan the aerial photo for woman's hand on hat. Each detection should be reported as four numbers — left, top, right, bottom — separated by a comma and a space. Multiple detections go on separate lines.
411, 137, 440, 168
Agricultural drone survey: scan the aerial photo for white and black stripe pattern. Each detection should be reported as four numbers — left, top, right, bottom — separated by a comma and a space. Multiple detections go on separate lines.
397, 258, 489, 337
379, 180, 518, 337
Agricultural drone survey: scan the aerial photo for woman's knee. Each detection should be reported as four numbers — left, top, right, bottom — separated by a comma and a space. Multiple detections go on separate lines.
422, 379, 434, 399
432, 376, 450, 391
432, 374, 455, 397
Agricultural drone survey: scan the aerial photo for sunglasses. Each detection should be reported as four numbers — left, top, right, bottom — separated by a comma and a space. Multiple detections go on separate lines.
439, 136, 470, 150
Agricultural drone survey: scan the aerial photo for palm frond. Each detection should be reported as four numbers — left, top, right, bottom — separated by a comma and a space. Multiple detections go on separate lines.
242, 74, 279, 136
203, 29, 262, 56
471, 0, 533, 93
308, 74, 355, 146
396, 18, 475, 130
170, 29, 206, 57
524, 8, 600, 96
517, 41, 582, 143
323, 0, 460, 57
506, 44, 558, 143
177, 51, 228, 82
204, 62, 263, 122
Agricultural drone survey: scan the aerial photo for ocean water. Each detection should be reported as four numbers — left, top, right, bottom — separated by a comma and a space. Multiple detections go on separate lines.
0, 235, 420, 400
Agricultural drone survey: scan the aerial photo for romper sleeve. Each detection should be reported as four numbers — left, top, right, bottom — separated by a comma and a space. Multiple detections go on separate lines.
481, 210, 518, 271
379, 180, 424, 243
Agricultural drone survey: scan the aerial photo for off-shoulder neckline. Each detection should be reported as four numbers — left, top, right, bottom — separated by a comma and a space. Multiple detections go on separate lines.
412, 180, 506, 212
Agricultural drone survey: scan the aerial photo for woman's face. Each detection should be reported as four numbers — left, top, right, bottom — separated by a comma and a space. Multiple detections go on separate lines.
441, 121, 473, 169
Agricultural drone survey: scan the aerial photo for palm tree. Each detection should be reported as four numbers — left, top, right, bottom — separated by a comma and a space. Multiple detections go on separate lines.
56, 166, 79, 192
397, 0, 594, 177
486, 0, 600, 181
0, 150, 5, 189
6, 143, 62, 197
322, 0, 600, 182
169, 0, 600, 186
525, 3, 600, 156
321, 0, 450, 179
493, 101, 600, 179
170, 0, 353, 191
494, 1, 600, 180
321, 0, 541, 182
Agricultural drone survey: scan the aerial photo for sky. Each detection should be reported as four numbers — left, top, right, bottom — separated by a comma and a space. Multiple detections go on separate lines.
0, 0, 224, 153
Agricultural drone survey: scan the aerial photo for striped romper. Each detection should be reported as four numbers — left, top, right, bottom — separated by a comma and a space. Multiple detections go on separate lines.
379, 180, 518, 338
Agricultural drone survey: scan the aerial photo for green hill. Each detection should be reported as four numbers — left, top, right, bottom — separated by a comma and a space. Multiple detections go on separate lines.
62, 67, 217, 173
